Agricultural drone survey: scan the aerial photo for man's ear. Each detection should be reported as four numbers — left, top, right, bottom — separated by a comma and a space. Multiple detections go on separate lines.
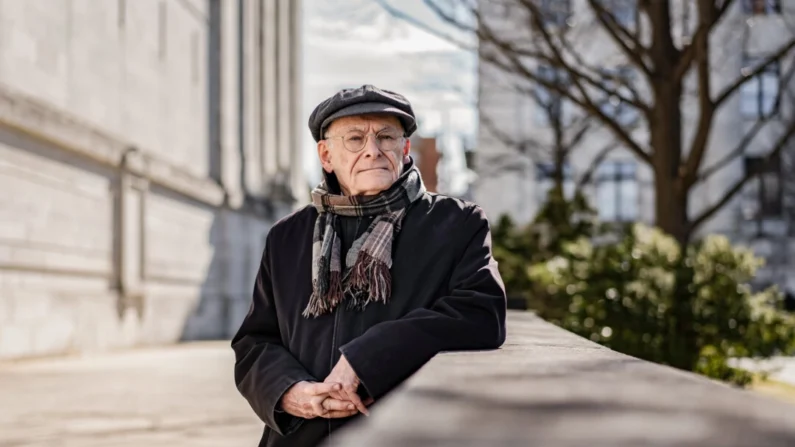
318, 141, 333, 173
402, 137, 411, 158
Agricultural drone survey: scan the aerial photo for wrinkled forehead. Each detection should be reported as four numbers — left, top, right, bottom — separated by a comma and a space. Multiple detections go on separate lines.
327, 114, 404, 134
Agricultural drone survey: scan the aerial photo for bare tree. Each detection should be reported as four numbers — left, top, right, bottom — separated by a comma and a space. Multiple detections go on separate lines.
405, 0, 795, 247
377, 0, 795, 371
376, 0, 611, 199
478, 78, 618, 198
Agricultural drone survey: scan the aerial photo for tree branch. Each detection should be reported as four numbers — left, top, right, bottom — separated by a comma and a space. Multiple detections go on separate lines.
697, 56, 795, 183
420, 0, 651, 164
673, 0, 736, 81
378, 0, 476, 50
690, 122, 795, 232
697, 118, 767, 183
480, 82, 594, 167
682, 1, 717, 188
498, 1, 652, 164
575, 143, 615, 192
565, 116, 593, 150
713, 39, 795, 108
479, 109, 546, 156
476, 153, 534, 178
508, 0, 650, 112
586, 0, 652, 77
422, 0, 650, 114
555, 35, 650, 116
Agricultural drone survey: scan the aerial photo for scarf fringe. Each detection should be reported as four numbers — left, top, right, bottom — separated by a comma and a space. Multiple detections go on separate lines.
344, 252, 391, 309
303, 271, 343, 318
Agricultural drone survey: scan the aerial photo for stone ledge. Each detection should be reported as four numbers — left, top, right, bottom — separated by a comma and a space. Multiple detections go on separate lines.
0, 83, 225, 208
328, 311, 795, 447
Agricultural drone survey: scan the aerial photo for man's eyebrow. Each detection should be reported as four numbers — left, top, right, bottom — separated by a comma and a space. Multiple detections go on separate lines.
375, 124, 400, 132
338, 123, 399, 132
338, 125, 367, 132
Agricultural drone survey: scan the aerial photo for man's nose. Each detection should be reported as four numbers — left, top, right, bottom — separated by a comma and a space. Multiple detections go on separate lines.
361, 135, 382, 157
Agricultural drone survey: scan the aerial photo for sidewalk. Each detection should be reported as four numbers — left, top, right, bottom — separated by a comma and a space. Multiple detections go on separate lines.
0, 342, 263, 447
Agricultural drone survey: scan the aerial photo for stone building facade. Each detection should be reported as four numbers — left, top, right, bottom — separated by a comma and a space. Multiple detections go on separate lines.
0, 0, 303, 359
475, 0, 795, 296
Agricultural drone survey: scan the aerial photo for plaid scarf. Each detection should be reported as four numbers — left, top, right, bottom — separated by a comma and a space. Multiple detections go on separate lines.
303, 161, 425, 318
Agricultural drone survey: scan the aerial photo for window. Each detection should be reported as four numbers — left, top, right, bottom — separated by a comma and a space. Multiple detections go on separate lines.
743, 155, 783, 219
536, 162, 575, 201
742, 0, 781, 15
598, 0, 637, 28
538, 0, 571, 27
599, 66, 638, 126
740, 57, 780, 119
596, 161, 638, 222
535, 66, 571, 126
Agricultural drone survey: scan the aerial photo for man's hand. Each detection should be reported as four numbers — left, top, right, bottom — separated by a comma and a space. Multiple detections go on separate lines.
280, 381, 358, 419
324, 355, 371, 416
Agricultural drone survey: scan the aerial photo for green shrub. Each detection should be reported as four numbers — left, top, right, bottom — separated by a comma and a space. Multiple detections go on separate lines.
525, 224, 795, 386
492, 188, 596, 319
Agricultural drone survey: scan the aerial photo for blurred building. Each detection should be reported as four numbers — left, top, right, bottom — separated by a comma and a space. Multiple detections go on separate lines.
0, 0, 303, 359
476, 1, 795, 296
411, 135, 441, 192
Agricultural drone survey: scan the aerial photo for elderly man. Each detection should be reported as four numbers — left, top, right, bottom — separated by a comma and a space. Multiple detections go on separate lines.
232, 84, 507, 447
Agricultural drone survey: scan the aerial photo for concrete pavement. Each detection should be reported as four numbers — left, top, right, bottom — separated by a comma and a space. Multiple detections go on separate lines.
0, 342, 263, 447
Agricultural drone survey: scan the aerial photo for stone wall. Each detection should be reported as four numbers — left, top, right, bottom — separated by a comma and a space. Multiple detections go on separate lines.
0, 0, 304, 359
329, 312, 795, 446
0, 96, 272, 358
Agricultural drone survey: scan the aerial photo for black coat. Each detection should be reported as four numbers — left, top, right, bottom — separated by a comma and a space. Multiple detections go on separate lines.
231, 192, 507, 447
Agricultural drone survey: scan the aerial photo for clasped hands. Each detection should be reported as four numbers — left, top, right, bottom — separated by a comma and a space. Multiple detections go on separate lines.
280, 355, 373, 420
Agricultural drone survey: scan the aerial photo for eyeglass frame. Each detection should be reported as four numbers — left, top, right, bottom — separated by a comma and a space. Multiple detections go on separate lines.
323, 130, 407, 153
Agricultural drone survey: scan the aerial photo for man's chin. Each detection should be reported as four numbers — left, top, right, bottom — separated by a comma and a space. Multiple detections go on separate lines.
355, 179, 395, 196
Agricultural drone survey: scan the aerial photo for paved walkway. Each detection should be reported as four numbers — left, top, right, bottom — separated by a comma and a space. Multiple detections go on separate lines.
0, 342, 263, 447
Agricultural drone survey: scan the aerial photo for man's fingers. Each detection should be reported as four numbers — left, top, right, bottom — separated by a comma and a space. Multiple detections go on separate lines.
321, 410, 359, 419
328, 389, 347, 402
343, 385, 370, 416
322, 398, 356, 412
310, 382, 341, 396
309, 395, 327, 417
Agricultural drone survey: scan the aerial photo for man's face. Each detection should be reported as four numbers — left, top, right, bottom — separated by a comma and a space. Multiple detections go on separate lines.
318, 114, 410, 196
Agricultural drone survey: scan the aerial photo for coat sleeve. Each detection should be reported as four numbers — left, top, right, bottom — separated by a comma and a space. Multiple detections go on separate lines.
231, 234, 316, 437
339, 205, 507, 400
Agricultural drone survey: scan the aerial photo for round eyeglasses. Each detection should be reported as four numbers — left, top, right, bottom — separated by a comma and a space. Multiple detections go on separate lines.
325, 131, 405, 153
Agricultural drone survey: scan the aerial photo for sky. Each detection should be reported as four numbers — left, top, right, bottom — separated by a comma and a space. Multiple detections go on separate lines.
301, 0, 477, 194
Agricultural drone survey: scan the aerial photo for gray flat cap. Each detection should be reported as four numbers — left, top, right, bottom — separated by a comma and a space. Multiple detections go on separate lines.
308, 84, 417, 142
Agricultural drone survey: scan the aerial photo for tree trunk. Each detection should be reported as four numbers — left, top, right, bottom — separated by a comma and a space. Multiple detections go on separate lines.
646, 1, 698, 369
647, 0, 690, 246
552, 124, 566, 196
650, 83, 689, 245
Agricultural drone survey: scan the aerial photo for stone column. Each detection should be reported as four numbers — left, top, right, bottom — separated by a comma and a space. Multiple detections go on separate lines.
116, 148, 148, 320
220, 0, 243, 208
262, 0, 279, 180
289, 0, 306, 202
